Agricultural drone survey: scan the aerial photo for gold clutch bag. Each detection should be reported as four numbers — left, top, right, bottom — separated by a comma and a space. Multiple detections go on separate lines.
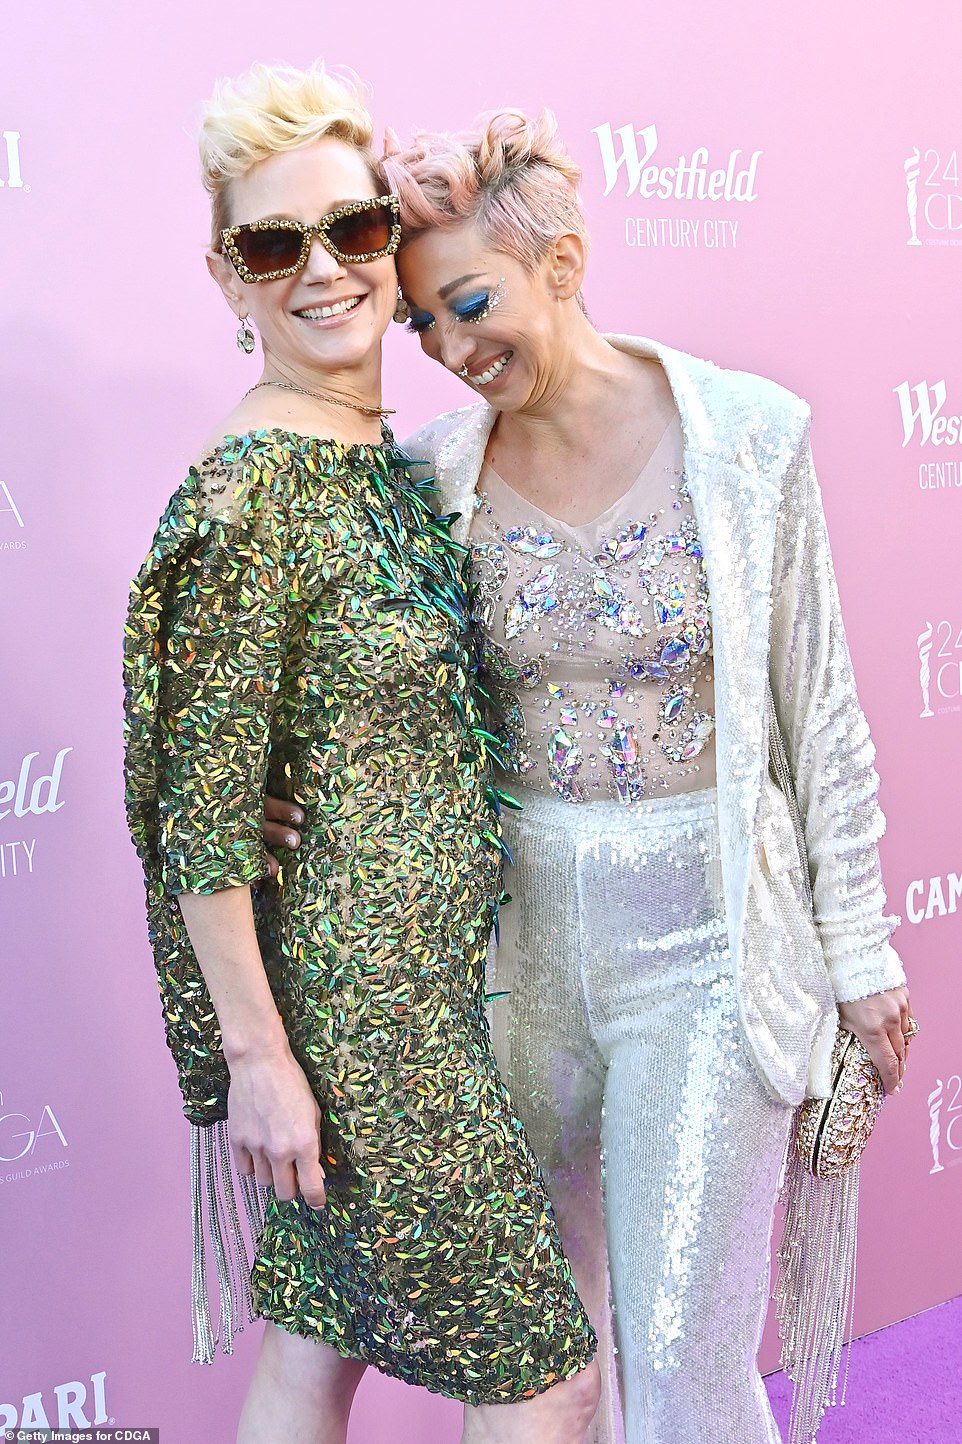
794, 1027, 885, 1180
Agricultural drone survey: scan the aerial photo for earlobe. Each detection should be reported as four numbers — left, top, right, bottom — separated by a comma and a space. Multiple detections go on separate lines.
206, 249, 244, 312
550, 233, 587, 301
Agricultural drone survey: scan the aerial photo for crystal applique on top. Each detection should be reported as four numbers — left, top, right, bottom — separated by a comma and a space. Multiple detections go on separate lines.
469, 413, 716, 803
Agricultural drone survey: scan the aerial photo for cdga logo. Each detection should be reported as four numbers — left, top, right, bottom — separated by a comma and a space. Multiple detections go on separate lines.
0, 1372, 108, 1431
0, 1086, 68, 1168
904, 146, 961, 245
916, 620, 962, 718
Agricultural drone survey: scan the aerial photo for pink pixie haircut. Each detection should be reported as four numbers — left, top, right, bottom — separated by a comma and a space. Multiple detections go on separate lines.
380, 109, 589, 271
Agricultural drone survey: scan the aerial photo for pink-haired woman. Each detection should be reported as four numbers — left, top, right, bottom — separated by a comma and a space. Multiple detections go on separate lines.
369, 113, 911, 1444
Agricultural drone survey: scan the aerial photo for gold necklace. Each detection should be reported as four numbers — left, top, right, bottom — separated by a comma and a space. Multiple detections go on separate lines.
245, 378, 395, 418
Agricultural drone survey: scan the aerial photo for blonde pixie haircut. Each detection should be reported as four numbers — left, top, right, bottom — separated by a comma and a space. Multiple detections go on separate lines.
381, 109, 589, 272
199, 61, 379, 249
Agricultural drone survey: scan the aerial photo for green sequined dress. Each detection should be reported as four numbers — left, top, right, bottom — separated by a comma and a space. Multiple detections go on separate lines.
123, 428, 595, 1402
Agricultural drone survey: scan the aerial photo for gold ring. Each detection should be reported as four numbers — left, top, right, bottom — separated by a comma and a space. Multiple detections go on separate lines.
903, 1017, 920, 1040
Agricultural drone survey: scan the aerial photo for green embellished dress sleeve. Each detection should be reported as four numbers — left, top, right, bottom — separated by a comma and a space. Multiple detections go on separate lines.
155, 465, 294, 895
124, 435, 311, 1119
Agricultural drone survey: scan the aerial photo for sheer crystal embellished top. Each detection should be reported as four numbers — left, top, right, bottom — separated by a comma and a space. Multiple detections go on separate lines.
469, 413, 717, 803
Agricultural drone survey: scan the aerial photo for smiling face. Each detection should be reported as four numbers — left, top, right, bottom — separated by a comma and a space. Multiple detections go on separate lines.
208, 136, 397, 386
397, 221, 580, 413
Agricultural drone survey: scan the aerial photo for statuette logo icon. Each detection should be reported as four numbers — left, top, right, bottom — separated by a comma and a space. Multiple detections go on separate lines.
926, 1074, 962, 1174
905, 147, 923, 246
929, 1080, 945, 1173
918, 621, 935, 718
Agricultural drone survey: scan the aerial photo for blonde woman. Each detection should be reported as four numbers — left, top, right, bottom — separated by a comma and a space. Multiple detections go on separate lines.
124, 68, 598, 1444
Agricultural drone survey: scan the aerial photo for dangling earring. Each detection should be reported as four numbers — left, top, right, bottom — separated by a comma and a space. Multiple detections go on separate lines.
236, 314, 256, 354
393, 289, 409, 325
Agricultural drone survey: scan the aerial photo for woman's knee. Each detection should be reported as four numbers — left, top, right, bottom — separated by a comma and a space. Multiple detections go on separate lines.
557, 1358, 602, 1430
463, 1358, 602, 1443
257, 1322, 366, 1403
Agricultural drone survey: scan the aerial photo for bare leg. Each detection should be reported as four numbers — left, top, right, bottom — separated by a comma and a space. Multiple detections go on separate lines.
461, 1361, 601, 1444
237, 1322, 367, 1444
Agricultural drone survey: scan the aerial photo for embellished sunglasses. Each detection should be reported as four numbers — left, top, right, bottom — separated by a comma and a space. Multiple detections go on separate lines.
221, 194, 401, 283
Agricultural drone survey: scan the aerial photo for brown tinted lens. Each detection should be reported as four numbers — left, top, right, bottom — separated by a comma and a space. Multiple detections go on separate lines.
236, 225, 304, 276
325, 205, 393, 258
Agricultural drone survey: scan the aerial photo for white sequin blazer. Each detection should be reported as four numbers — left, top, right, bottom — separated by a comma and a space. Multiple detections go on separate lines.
404, 337, 905, 1105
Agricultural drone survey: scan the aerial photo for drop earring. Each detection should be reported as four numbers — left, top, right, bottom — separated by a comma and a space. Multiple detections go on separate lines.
236, 314, 256, 354
393, 289, 409, 325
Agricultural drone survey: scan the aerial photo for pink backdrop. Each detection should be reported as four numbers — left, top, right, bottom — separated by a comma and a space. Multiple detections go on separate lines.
2, 2, 960, 1437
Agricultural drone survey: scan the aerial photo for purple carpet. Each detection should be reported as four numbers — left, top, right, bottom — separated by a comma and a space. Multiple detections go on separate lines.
765, 1294, 962, 1442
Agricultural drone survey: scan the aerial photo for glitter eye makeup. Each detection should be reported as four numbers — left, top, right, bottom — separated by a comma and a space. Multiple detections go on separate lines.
452, 279, 507, 325
406, 307, 437, 334
404, 279, 507, 337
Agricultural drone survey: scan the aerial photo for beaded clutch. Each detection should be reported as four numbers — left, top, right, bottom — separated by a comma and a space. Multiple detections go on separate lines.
794, 1027, 885, 1179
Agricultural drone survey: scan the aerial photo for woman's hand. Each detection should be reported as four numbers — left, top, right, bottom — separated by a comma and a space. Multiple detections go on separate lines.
227, 1041, 326, 1208
837, 986, 915, 1095
175, 885, 324, 1205
262, 796, 304, 878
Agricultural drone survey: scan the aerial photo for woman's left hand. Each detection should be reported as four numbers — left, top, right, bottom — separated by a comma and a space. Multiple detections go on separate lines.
837, 986, 915, 1095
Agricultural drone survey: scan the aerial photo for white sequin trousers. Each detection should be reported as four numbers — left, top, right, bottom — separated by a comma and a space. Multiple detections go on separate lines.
490, 786, 792, 1444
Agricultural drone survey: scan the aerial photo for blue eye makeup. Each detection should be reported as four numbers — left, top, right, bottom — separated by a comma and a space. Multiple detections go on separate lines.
405, 307, 436, 334
404, 279, 507, 337
452, 279, 506, 324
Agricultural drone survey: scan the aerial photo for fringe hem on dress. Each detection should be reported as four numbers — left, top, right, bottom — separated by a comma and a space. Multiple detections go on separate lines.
774, 1143, 859, 1444
189, 1120, 270, 1364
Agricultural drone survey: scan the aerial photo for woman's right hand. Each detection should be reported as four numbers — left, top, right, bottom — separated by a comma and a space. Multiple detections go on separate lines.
227, 1044, 326, 1208
262, 796, 304, 878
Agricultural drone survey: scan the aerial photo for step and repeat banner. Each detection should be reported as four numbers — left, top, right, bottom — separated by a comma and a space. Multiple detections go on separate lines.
2, 2, 959, 1439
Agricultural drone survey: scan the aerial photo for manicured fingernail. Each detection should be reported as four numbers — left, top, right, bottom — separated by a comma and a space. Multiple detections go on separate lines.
286, 833, 297, 847
290, 808, 303, 824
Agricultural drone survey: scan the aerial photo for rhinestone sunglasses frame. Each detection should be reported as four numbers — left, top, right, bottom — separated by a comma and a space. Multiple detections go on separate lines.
221, 194, 401, 283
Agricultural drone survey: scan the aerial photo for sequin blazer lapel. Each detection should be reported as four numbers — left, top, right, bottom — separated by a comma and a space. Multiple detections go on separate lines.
642, 340, 792, 984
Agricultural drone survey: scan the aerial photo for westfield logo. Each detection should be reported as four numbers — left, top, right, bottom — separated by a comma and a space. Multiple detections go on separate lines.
593, 121, 762, 202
